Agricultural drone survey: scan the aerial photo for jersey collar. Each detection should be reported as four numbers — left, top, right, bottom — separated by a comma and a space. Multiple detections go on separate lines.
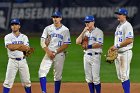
53, 24, 63, 30
12, 32, 21, 38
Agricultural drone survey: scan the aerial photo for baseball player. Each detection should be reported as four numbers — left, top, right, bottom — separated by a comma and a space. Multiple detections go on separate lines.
110, 8, 134, 93
3, 18, 32, 93
38, 11, 71, 93
76, 15, 103, 93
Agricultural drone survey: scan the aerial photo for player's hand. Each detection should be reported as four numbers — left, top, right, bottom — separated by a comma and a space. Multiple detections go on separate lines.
46, 50, 55, 60
83, 27, 89, 32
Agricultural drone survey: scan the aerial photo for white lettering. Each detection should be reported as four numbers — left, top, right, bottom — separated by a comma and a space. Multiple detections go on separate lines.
11, 6, 138, 19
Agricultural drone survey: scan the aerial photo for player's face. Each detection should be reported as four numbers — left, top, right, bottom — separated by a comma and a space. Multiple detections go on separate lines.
52, 16, 62, 24
11, 24, 20, 32
116, 14, 126, 22
85, 21, 94, 28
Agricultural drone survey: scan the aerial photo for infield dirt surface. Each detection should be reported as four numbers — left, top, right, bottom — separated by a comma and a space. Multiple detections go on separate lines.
0, 83, 139, 93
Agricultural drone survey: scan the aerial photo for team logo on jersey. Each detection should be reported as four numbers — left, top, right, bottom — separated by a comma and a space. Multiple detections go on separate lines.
129, 32, 131, 35
89, 37, 96, 41
51, 33, 63, 39
12, 41, 24, 44
115, 31, 123, 35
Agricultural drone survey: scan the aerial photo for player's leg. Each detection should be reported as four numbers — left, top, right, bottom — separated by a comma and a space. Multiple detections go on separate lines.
3, 59, 18, 93
53, 52, 65, 93
84, 54, 94, 93
115, 56, 121, 80
120, 50, 132, 93
92, 54, 101, 93
38, 55, 53, 93
19, 59, 32, 93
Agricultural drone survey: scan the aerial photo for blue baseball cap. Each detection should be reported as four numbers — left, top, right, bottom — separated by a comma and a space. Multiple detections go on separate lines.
51, 11, 62, 18
115, 8, 128, 16
84, 15, 95, 22
10, 18, 20, 25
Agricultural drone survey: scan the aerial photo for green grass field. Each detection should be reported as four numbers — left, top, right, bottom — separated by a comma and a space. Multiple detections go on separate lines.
0, 35, 140, 83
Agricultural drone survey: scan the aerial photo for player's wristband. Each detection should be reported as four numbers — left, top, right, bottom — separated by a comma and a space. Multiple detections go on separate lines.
87, 45, 92, 49
115, 44, 120, 49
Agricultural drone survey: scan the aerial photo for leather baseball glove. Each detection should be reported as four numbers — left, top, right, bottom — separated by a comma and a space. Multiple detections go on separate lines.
81, 36, 88, 49
106, 49, 118, 64
23, 47, 34, 57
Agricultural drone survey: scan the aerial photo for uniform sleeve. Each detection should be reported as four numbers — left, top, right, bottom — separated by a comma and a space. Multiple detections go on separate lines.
23, 35, 29, 46
63, 29, 71, 44
96, 30, 104, 44
124, 24, 134, 39
4, 35, 12, 47
41, 27, 48, 39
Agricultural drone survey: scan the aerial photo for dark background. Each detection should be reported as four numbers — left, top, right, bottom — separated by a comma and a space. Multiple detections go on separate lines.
0, 0, 140, 35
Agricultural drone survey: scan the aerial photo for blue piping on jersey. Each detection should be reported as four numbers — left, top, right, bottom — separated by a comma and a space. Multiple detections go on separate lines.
126, 36, 133, 38
55, 24, 63, 30
97, 42, 103, 44
12, 32, 21, 38
64, 42, 71, 44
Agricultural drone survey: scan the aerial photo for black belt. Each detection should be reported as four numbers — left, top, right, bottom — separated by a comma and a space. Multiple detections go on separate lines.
87, 52, 101, 56
10, 57, 25, 61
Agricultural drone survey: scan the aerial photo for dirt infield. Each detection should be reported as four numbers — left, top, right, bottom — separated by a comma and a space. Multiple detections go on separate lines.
0, 83, 139, 93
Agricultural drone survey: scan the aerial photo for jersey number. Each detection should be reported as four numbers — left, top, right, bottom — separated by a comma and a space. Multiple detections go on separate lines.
119, 37, 123, 42
58, 41, 62, 46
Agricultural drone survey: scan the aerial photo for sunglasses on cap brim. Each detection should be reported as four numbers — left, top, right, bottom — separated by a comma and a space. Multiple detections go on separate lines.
85, 21, 92, 23
52, 16, 61, 18
11, 23, 20, 25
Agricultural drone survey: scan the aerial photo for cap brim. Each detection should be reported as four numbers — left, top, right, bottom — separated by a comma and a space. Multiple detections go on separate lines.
51, 15, 61, 17
114, 12, 122, 15
114, 12, 128, 18
84, 20, 94, 22
11, 22, 20, 25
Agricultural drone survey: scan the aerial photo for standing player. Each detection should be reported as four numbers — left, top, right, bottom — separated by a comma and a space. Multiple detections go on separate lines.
3, 18, 32, 93
38, 11, 71, 93
110, 8, 134, 93
76, 15, 103, 93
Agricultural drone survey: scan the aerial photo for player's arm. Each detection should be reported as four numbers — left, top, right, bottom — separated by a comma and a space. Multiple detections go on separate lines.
76, 27, 89, 44
55, 44, 68, 54
119, 25, 134, 48
111, 38, 133, 51
119, 38, 133, 48
7, 44, 29, 51
40, 37, 55, 60
89, 30, 103, 49
56, 29, 71, 54
91, 43, 102, 48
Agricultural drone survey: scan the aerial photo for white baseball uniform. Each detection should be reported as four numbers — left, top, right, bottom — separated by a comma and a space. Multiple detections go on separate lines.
114, 21, 133, 82
83, 27, 103, 85
39, 24, 71, 81
3, 32, 31, 88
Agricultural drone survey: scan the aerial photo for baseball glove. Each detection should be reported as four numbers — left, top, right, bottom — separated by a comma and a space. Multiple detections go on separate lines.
106, 49, 118, 64
81, 36, 88, 49
23, 47, 34, 57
